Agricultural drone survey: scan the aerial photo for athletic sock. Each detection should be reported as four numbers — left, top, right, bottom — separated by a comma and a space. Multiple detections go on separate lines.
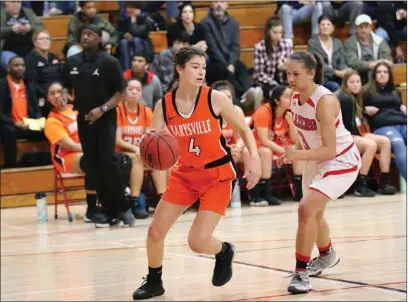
294, 175, 303, 201
318, 240, 332, 257
295, 253, 311, 272
148, 266, 163, 282
380, 172, 390, 185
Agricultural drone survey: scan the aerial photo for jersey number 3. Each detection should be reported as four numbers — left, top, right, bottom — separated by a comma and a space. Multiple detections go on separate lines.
189, 138, 201, 156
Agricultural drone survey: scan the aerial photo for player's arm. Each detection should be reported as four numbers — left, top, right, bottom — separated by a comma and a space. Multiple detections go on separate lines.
151, 99, 165, 130
257, 127, 285, 154
56, 137, 82, 152
233, 105, 245, 149
286, 113, 301, 150
286, 95, 338, 161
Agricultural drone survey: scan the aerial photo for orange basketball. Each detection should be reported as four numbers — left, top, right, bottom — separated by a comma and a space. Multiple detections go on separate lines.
140, 129, 179, 170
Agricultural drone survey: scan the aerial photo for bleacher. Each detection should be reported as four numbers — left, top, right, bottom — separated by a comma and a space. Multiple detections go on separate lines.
1, 1, 406, 209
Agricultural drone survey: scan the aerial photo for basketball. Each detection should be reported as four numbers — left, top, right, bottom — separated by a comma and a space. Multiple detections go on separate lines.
139, 129, 179, 170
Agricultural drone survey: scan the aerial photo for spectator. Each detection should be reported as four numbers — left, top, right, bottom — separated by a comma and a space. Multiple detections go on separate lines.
167, 3, 207, 52
149, 32, 190, 94
375, 2, 407, 62
44, 81, 104, 223
145, 1, 188, 25
123, 52, 163, 109
254, 17, 292, 97
251, 85, 304, 204
363, 62, 407, 181
343, 14, 393, 84
0, 0, 45, 69
336, 69, 396, 196
277, 1, 323, 46
115, 78, 167, 218
117, 1, 155, 70
0, 56, 44, 168
201, 1, 252, 101
322, 0, 364, 36
25, 30, 62, 117
63, 1, 119, 58
308, 15, 351, 92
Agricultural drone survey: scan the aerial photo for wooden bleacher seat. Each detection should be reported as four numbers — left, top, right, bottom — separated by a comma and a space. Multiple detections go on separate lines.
0, 140, 49, 166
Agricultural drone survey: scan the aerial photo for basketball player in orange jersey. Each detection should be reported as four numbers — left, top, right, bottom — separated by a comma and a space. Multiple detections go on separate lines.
116, 78, 168, 219
278, 52, 361, 294
252, 85, 304, 205
132, 47, 261, 300
44, 82, 103, 223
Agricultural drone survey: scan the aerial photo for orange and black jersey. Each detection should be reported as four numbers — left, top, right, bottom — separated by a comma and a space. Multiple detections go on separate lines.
162, 85, 231, 168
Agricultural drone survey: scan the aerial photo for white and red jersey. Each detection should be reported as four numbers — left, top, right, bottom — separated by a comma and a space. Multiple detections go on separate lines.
291, 85, 354, 156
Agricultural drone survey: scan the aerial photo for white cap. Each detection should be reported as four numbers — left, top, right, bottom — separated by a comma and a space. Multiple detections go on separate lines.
355, 14, 372, 26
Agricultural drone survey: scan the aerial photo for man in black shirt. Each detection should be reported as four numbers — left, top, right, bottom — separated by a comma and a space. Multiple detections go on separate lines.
61, 25, 134, 227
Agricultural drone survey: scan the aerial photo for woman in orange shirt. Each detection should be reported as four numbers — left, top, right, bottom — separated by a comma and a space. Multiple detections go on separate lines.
116, 79, 168, 219
252, 85, 304, 203
44, 82, 102, 223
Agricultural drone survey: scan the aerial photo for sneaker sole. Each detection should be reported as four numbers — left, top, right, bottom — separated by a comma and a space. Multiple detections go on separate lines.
133, 288, 165, 300
212, 245, 236, 287
310, 256, 340, 277
287, 284, 312, 294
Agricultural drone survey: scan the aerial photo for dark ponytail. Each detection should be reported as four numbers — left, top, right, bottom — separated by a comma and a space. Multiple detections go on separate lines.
166, 46, 206, 93
289, 51, 324, 85
267, 85, 289, 140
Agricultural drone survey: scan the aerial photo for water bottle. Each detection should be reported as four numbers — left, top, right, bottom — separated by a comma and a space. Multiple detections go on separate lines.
400, 176, 406, 194
35, 192, 48, 223
230, 179, 242, 208
43, 1, 49, 16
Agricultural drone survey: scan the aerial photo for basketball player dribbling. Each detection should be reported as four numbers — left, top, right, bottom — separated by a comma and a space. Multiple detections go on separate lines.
278, 52, 362, 293
132, 47, 261, 300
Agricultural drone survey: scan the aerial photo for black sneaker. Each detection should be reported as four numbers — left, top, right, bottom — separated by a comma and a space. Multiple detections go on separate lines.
267, 195, 282, 206
212, 242, 235, 287
132, 276, 165, 300
354, 184, 376, 197
95, 217, 120, 228
378, 183, 397, 195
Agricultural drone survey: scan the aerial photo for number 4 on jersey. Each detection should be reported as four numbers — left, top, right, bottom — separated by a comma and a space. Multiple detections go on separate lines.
189, 138, 201, 156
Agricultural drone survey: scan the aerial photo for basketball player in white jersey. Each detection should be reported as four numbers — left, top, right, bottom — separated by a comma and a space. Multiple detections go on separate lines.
278, 52, 362, 294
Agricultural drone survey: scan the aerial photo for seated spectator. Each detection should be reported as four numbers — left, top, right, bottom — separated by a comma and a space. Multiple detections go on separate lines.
123, 52, 162, 109
0, 0, 45, 69
344, 14, 393, 85
277, 1, 323, 46
44, 81, 104, 223
363, 62, 407, 181
145, 1, 190, 25
25, 30, 62, 117
308, 15, 352, 92
336, 69, 396, 196
0, 56, 44, 168
167, 3, 207, 52
201, 1, 252, 101
63, 1, 119, 58
254, 17, 292, 97
115, 78, 167, 218
149, 32, 190, 94
252, 85, 304, 205
375, 2, 407, 63
322, 0, 364, 36
117, 1, 155, 70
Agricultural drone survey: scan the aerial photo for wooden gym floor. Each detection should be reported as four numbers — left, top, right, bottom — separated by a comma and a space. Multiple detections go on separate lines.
1, 194, 406, 301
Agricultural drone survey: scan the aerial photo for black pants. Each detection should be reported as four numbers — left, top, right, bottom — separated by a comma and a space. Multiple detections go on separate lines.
205, 60, 252, 101
77, 112, 127, 219
0, 124, 46, 168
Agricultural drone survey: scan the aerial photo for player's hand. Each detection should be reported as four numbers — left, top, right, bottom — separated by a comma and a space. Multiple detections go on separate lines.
230, 144, 242, 162
243, 153, 261, 190
281, 136, 297, 163
15, 121, 29, 130
85, 107, 103, 124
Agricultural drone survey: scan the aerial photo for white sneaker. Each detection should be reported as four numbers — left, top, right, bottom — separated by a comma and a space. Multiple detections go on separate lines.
287, 271, 312, 294
308, 247, 340, 277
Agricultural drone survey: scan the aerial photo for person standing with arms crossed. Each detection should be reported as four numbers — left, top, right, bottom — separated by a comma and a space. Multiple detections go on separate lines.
132, 47, 261, 300
280, 52, 361, 293
61, 25, 135, 227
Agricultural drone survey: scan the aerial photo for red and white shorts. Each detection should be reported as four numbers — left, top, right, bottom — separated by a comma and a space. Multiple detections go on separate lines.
303, 143, 361, 200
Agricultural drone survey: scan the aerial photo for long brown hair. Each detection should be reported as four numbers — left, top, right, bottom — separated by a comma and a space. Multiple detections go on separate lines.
264, 17, 282, 56
364, 61, 396, 97
335, 69, 363, 118
289, 51, 324, 85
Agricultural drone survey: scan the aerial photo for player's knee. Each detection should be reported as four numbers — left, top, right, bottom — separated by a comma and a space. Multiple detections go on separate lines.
187, 233, 207, 254
366, 140, 377, 154
298, 201, 317, 223
147, 223, 165, 242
